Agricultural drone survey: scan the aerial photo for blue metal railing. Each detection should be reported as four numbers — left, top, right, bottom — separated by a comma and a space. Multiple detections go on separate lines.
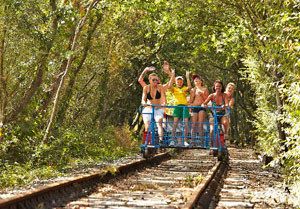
139, 105, 230, 150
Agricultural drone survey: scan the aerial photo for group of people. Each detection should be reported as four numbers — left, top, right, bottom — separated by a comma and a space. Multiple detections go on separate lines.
139, 61, 236, 146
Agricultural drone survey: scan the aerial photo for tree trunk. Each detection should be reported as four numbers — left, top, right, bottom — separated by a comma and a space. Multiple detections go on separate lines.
231, 106, 238, 142
40, 65, 66, 114
0, 6, 7, 141
274, 83, 288, 153
7, 0, 59, 123
272, 68, 288, 153
92, 69, 109, 127
44, 0, 99, 141
56, 14, 102, 125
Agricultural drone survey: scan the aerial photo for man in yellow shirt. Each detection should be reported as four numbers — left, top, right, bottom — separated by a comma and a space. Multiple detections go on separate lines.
169, 69, 191, 146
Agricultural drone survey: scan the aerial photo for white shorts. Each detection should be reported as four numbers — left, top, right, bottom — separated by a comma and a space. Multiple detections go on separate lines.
142, 107, 164, 123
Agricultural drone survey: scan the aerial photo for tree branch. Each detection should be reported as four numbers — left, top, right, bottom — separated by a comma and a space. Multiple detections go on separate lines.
44, 0, 100, 141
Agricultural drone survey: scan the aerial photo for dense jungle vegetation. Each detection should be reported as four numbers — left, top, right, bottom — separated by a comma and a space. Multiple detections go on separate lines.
0, 0, 299, 205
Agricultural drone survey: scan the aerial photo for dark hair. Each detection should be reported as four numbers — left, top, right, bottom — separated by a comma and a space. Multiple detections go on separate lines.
212, 80, 225, 93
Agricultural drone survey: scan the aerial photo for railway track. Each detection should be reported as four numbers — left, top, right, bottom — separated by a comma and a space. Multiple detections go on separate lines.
0, 149, 228, 209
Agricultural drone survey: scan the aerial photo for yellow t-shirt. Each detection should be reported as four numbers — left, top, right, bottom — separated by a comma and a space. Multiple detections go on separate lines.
172, 86, 188, 105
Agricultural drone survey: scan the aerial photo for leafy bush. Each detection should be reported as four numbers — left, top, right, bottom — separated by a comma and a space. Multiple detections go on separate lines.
0, 123, 139, 188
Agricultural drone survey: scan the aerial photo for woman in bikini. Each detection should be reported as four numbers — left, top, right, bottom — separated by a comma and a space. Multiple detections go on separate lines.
225, 82, 235, 109
189, 75, 209, 144
141, 73, 166, 143
223, 82, 236, 141
203, 80, 229, 142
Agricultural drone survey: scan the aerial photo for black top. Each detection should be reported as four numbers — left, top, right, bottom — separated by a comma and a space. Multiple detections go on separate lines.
147, 87, 161, 100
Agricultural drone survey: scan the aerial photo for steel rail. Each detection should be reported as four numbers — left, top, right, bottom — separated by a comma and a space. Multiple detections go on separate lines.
0, 149, 228, 209
183, 153, 228, 209
0, 151, 173, 209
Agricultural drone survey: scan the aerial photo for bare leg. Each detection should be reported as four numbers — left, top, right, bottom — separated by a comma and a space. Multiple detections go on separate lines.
191, 114, 198, 144
222, 117, 229, 145
144, 121, 150, 132
172, 117, 179, 145
222, 117, 229, 136
157, 119, 164, 142
143, 121, 151, 145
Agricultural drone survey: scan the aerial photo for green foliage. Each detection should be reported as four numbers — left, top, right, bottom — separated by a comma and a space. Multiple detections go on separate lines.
0, 124, 138, 188
235, 1, 300, 204
0, 1, 299, 206
182, 174, 203, 188
0, 162, 59, 189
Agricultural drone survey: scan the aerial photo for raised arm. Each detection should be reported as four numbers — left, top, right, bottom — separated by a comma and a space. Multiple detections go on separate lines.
162, 61, 172, 90
162, 61, 171, 78
138, 67, 155, 88
168, 69, 175, 91
185, 71, 192, 92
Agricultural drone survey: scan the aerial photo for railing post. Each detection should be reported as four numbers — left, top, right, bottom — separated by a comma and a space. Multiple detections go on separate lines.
213, 108, 217, 148
182, 106, 186, 146
139, 105, 230, 149
151, 106, 156, 145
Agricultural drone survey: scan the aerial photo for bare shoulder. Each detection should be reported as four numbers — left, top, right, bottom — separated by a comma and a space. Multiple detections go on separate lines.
143, 85, 149, 91
222, 92, 227, 99
208, 93, 214, 99
202, 87, 209, 92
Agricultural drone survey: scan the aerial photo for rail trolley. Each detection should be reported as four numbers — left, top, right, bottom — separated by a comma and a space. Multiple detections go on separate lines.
139, 105, 230, 159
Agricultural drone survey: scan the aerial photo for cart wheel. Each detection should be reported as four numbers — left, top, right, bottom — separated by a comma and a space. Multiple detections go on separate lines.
212, 149, 218, 157
149, 147, 156, 156
217, 151, 223, 161
221, 148, 228, 161
160, 148, 166, 153
142, 148, 149, 158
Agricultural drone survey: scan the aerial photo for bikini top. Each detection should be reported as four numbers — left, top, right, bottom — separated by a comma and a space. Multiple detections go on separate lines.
194, 88, 206, 101
212, 100, 224, 106
147, 87, 161, 100
212, 94, 225, 106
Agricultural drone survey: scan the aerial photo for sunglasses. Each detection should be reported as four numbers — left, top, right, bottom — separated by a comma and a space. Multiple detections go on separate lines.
152, 79, 158, 82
